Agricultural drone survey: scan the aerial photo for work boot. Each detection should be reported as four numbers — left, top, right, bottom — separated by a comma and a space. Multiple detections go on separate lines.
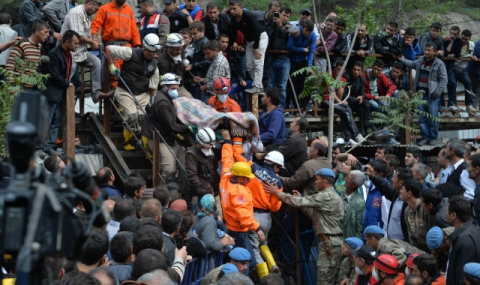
141, 135, 152, 159
260, 245, 280, 274
255, 262, 269, 279
123, 129, 136, 151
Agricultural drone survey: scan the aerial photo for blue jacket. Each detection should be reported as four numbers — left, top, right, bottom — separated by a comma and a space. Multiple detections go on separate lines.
251, 162, 283, 189
400, 38, 421, 61
286, 26, 317, 65
468, 40, 480, 76
100, 184, 123, 198
362, 180, 384, 232
259, 107, 285, 146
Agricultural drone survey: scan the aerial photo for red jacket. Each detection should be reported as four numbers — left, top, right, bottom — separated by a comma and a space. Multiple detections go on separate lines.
363, 72, 397, 100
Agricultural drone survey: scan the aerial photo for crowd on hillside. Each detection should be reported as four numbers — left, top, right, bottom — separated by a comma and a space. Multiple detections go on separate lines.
3, 0, 480, 284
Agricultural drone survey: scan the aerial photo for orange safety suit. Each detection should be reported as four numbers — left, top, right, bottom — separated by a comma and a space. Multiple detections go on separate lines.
207, 96, 242, 113
219, 140, 259, 233
91, 1, 141, 88
232, 138, 282, 212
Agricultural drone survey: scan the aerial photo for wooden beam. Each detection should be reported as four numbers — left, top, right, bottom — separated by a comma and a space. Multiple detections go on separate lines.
63, 84, 75, 161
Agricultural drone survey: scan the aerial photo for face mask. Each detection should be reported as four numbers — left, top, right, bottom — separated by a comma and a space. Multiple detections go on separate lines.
218, 94, 228, 103
171, 54, 182, 63
355, 266, 365, 275
405, 267, 410, 276
168, 89, 179, 99
372, 269, 379, 281
201, 147, 213, 156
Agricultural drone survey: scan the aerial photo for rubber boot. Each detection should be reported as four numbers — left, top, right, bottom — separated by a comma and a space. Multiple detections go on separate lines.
260, 244, 280, 274
141, 135, 152, 159
123, 129, 135, 151
255, 262, 269, 279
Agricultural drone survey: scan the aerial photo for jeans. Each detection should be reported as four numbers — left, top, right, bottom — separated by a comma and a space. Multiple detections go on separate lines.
229, 230, 256, 272
78, 52, 102, 102
447, 68, 474, 106
470, 71, 480, 108
44, 101, 62, 152
418, 93, 439, 141
229, 80, 253, 111
368, 99, 388, 112
269, 57, 290, 108
287, 60, 308, 110
321, 101, 359, 140
245, 32, 269, 89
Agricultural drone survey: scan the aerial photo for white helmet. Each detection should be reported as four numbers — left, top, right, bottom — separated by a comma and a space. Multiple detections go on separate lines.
196, 127, 216, 146
166, 33, 185, 47
160, 73, 181, 85
264, 151, 284, 168
143, 33, 162, 52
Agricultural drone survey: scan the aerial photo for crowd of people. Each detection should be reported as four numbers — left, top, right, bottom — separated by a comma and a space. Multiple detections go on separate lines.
3, 0, 480, 284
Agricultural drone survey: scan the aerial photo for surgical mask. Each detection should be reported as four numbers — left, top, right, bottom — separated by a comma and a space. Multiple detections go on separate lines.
168, 89, 179, 99
171, 54, 182, 63
355, 266, 365, 275
372, 269, 379, 281
218, 94, 228, 103
405, 267, 410, 276
201, 147, 213, 156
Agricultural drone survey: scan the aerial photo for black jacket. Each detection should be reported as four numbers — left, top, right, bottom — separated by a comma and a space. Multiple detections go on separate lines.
447, 222, 480, 285
191, 36, 210, 77
185, 146, 220, 195
203, 12, 232, 40
45, 44, 71, 102
443, 37, 463, 69
157, 51, 183, 81
230, 10, 265, 49
437, 161, 467, 198
373, 33, 402, 66
275, 133, 308, 177
167, 9, 189, 33
343, 71, 366, 102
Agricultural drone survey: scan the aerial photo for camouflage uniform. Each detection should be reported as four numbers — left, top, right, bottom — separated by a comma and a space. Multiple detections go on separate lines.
337, 256, 356, 285
404, 198, 435, 252
377, 238, 425, 268
278, 186, 344, 285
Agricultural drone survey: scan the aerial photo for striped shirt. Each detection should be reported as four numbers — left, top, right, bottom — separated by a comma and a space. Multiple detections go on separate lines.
61, 4, 91, 63
417, 58, 434, 93
6, 39, 41, 88
205, 51, 230, 92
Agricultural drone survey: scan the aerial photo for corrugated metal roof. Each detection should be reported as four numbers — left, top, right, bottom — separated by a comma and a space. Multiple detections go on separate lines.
74, 154, 103, 176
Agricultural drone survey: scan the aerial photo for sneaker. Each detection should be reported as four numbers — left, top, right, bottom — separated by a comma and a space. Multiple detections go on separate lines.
429, 139, 442, 146
355, 133, 365, 142
439, 106, 448, 111
385, 138, 401, 145
467, 105, 477, 112
416, 139, 429, 146
245, 86, 263, 94
375, 128, 394, 140
347, 139, 359, 147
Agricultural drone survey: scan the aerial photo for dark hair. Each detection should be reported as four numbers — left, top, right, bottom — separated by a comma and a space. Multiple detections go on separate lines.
43, 256, 65, 282
79, 231, 109, 265
268, 0, 280, 10
404, 27, 416, 37
280, 7, 291, 14
450, 25, 460, 33
58, 271, 101, 285
352, 60, 364, 69
113, 199, 136, 222
336, 18, 346, 28
264, 87, 282, 106
368, 159, 389, 177
166, 182, 179, 192
206, 2, 218, 10
406, 147, 422, 159
119, 215, 140, 232
325, 17, 336, 24
404, 275, 424, 285
313, 142, 327, 157
448, 196, 472, 223
425, 42, 437, 51
373, 59, 384, 68
153, 185, 170, 206
296, 117, 309, 132
32, 19, 49, 34
178, 210, 194, 240
365, 233, 384, 241
396, 167, 413, 182
377, 145, 394, 155
203, 40, 220, 51
385, 154, 400, 168
196, 182, 214, 201
388, 21, 398, 29
335, 59, 345, 68
134, 198, 146, 218
96, 167, 112, 184
413, 253, 439, 277
161, 210, 183, 234
302, 20, 314, 32
44, 155, 60, 173
139, 218, 162, 229
0, 13, 12, 25
332, 145, 345, 154
471, 153, 480, 169
420, 188, 442, 207
465, 273, 480, 285
179, 28, 191, 36
323, 176, 335, 185
132, 225, 163, 255
130, 249, 169, 280
110, 231, 134, 263
169, 190, 180, 203
392, 62, 404, 71
260, 274, 284, 285
63, 30, 80, 43
403, 179, 422, 198
228, 0, 242, 6
89, 268, 119, 285
462, 29, 472, 37
430, 22, 442, 30
219, 33, 229, 40
124, 177, 144, 198
189, 20, 205, 32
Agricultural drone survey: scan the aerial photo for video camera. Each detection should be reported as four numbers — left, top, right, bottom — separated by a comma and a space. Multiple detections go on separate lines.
0, 90, 110, 285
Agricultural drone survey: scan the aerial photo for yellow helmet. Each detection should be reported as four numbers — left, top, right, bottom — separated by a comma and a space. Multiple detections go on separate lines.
230, 162, 255, 178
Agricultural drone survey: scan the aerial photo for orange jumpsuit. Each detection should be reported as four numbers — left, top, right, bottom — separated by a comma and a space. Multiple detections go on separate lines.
207, 96, 242, 113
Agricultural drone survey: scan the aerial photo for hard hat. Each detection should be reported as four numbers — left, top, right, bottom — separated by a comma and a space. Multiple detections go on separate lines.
230, 162, 255, 178
196, 127, 215, 146
374, 254, 399, 275
335, 137, 346, 145
406, 253, 420, 268
143, 33, 162, 51
214, 77, 231, 94
166, 33, 185, 47
264, 151, 284, 168
160, 73, 181, 85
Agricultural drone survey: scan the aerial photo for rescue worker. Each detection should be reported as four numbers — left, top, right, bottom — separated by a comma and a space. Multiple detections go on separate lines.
142, 73, 192, 183
137, 0, 170, 44
207, 77, 241, 113
157, 33, 192, 98
220, 129, 265, 273
264, 168, 344, 285
373, 254, 405, 285
91, 0, 141, 88
105, 33, 160, 151
185, 127, 219, 209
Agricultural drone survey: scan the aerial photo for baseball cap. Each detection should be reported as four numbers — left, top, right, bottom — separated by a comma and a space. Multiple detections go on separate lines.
136, 0, 153, 7
164, 0, 174, 4
300, 8, 311, 15
349, 245, 376, 262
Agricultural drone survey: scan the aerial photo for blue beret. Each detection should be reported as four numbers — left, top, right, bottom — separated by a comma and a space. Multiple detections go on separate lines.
345, 237, 364, 249
222, 263, 239, 274
426, 226, 443, 251
316, 168, 335, 178
229, 247, 251, 261
363, 225, 385, 236
465, 263, 480, 279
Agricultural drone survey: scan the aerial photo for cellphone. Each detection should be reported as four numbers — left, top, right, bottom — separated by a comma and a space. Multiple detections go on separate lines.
273, 12, 280, 18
